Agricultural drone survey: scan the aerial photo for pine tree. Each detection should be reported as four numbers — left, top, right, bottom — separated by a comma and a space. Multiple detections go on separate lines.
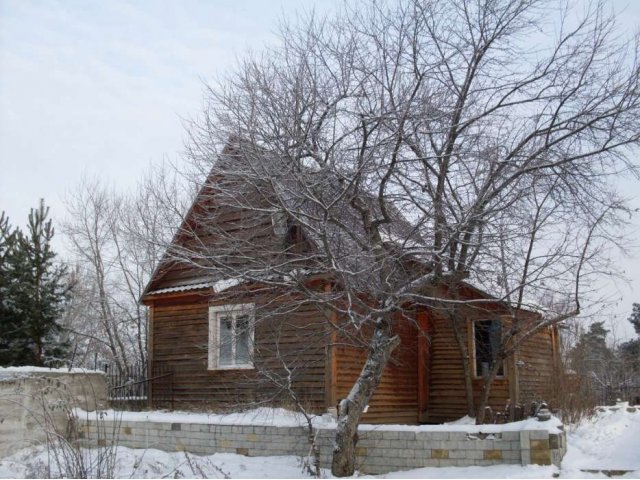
619, 304, 640, 383
627, 303, 640, 336
0, 201, 70, 366
569, 321, 615, 387
0, 211, 19, 362
0, 212, 13, 302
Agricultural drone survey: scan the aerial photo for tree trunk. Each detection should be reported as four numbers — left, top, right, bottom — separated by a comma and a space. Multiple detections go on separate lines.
450, 313, 476, 417
331, 323, 400, 477
475, 360, 502, 424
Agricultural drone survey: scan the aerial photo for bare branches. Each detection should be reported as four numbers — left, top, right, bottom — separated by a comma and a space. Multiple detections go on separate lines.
169, 0, 640, 471
63, 165, 188, 374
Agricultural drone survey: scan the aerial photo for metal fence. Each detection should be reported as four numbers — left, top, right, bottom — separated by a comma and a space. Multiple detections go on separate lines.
596, 385, 640, 406
107, 363, 174, 410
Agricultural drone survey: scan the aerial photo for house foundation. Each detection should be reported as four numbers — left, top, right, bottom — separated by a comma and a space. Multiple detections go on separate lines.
77, 416, 566, 474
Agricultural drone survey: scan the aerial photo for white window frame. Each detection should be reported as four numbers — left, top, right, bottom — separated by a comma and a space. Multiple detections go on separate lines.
208, 303, 255, 370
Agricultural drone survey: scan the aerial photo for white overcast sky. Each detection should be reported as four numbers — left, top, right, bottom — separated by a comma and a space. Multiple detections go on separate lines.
1, 0, 639, 338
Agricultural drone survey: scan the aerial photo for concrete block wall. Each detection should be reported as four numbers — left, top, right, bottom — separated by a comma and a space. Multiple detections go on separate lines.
0, 370, 107, 457
78, 417, 566, 474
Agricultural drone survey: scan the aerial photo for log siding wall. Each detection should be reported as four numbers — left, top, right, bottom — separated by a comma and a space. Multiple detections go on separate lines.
518, 327, 557, 406
334, 315, 419, 424
151, 297, 558, 424
426, 311, 509, 424
150, 294, 329, 412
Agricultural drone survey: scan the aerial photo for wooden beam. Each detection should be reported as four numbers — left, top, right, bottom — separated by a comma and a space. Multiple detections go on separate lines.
507, 350, 520, 420
417, 309, 431, 422
147, 304, 154, 409
504, 315, 520, 420
324, 283, 338, 411
550, 326, 560, 399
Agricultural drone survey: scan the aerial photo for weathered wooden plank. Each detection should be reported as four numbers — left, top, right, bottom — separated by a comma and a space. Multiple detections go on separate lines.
334, 311, 419, 424
151, 297, 328, 411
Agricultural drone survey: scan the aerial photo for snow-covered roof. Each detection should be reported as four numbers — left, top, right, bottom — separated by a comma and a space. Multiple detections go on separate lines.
146, 282, 213, 296
146, 278, 244, 296
142, 139, 427, 299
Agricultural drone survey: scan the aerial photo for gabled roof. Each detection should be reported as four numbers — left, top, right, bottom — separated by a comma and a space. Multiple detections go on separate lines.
142, 139, 426, 301
141, 140, 541, 320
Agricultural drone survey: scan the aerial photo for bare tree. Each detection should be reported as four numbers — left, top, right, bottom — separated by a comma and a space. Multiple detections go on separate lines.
170, 0, 640, 475
63, 165, 188, 375
63, 179, 131, 374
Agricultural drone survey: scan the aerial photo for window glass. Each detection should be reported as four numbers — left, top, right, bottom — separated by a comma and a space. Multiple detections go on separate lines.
209, 305, 254, 370
236, 314, 251, 364
474, 319, 503, 377
219, 316, 233, 366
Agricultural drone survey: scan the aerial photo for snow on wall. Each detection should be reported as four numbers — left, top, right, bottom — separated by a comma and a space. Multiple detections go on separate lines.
0, 366, 104, 376
76, 406, 563, 433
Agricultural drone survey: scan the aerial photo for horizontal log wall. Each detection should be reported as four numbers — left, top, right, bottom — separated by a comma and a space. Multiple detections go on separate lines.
426, 310, 509, 423
151, 208, 280, 290
334, 314, 419, 424
150, 293, 329, 412
517, 327, 556, 406
151, 295, 558, 424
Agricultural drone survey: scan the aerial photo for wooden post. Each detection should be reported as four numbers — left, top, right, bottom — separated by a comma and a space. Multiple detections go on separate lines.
507, 350, 520, 420
550, 326, 560, 400
324, 283, 338, 411
506, 314, 520, 421
147, 303, 154, 409
417, 309, 431, 423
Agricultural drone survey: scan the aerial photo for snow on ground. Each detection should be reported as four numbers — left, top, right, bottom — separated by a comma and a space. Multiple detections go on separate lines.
560, 403, 640, 477
363, 464, 558, 478
0, 445, 558, 479
2, 404, 639, 478
0, 445, 323, 479
0, 447, 561, 479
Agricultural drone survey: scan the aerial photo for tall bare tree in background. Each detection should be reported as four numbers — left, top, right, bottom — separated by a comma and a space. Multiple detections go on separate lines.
62, 164, 189, 375
132, 0, 639, 476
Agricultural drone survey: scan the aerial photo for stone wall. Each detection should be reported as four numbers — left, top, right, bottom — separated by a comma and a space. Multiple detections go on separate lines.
78, 417, 566, 475
0, 369, 107, 457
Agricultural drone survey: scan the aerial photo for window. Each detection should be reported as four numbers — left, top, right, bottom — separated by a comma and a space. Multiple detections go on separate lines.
473, 319, 504, 378
271, 211, 288, 236
208, 304, 254, 370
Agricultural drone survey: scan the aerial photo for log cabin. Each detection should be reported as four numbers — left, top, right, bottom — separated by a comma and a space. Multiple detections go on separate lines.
141, 141, 561, 424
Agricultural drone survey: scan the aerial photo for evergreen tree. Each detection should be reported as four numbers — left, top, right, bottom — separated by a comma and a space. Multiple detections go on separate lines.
0, 201, 70, 366
0, 212, 13, 301
569, 321, 615, 387
619, 304, 640, 383
0, 212, 19, 361
627, 303, 640, 336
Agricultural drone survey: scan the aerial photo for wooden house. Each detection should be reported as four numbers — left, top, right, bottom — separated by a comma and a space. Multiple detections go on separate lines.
141, 143, 561, 424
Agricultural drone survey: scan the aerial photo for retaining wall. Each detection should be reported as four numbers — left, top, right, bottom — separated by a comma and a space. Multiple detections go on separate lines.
78, 417, 566, 474
0, 368, 107, 457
